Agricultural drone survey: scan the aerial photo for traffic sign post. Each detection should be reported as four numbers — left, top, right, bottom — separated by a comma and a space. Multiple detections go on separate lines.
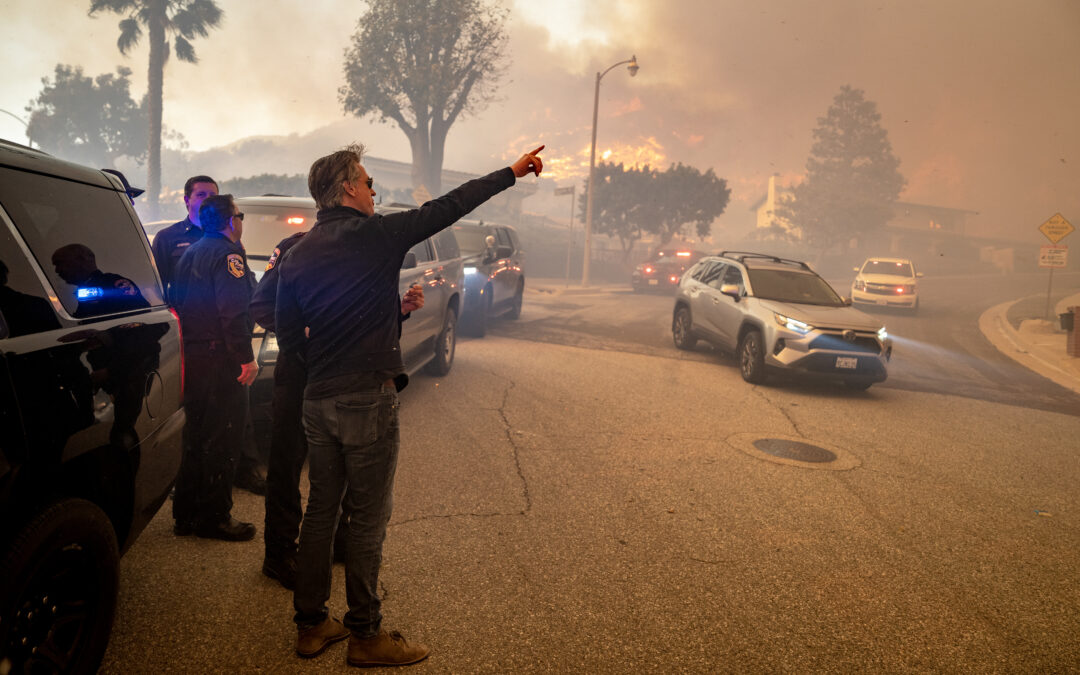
554, 185, 576, 286
1037, 214, 1073, 319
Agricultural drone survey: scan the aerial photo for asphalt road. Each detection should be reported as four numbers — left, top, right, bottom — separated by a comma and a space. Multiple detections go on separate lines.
101, 272, 1080, 673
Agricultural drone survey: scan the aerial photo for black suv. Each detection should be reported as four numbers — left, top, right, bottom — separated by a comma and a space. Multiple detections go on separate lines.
0, 140, 184, 672
453, 220, 526, 336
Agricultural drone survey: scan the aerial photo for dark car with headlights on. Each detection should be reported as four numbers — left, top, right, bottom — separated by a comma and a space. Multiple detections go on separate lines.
233, 196, 466, 450
671, 251, 892, 389
632, 249, 703, 293
0, 140, 184, 672
453, 220, 526, 336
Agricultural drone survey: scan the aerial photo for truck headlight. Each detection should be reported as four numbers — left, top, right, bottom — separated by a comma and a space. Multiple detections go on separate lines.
878, 326, 888, 341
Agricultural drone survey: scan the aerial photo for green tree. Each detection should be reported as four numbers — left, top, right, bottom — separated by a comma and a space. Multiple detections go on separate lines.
578, 162, 660, 261
653, 163, 731, 248
89, 0, 223, 218
26, 64, 148, 169
580, 161, 731, 260
339, 0, 509, 194
775, 85, 905, 253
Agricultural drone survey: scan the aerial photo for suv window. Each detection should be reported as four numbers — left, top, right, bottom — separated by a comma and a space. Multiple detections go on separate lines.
495, 227, 512, 250
408, 239, 433, 265
747, 268, 843, 306
721, 265, 745, 293
0, 225, 60, 338
0, 167, 163, 317
700, 262, 726, 286
432, 228, 459, 259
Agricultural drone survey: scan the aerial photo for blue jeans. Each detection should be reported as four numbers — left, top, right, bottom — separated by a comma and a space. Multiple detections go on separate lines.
293, 384, 399, 637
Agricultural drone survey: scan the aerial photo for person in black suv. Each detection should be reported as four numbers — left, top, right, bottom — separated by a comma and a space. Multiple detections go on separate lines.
0, 139, 184, 673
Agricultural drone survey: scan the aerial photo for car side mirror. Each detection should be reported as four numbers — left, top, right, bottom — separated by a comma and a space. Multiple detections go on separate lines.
916, 272, 924, 278
720, 283, 741, 301
842, 296, 853, 306
402, 251, 417, 269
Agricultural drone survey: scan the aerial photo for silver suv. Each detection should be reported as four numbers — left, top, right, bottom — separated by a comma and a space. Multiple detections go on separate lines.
672, 252, 892, 389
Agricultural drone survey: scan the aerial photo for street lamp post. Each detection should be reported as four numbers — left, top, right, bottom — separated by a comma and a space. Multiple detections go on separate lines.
582, 54, 638, 286
0, 108, 32, 148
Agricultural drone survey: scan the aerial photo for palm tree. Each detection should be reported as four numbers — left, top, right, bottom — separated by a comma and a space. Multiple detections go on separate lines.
88, 0, 223, 218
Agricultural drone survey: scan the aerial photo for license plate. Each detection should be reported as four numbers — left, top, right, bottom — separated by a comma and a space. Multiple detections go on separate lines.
836, 356, 858, 369
648, 279, 658, 285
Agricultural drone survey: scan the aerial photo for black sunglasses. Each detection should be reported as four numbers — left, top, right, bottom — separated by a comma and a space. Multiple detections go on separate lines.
365, 177, 374, 189
233, 212, 245, 221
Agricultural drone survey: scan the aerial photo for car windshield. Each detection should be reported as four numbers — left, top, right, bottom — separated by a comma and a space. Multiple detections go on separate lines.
747, 268, 844, 306
453, 226, 490, 255
862, 260, 912, 277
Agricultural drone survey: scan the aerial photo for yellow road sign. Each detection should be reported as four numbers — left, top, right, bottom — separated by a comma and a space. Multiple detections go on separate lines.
1038, 213, 1074, 243
412, 184, 432, 205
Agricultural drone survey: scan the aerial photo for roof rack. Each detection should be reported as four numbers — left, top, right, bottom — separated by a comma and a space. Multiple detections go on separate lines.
717, 251, 812, 271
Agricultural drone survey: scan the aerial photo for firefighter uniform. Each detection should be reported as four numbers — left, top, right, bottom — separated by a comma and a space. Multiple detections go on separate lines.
170, 230, 255, 537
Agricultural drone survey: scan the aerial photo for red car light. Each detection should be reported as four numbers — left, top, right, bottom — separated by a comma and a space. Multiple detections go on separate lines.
895, 287, 905, 294
676, 251, 691, 257
169, 306, 184, 397
287, 216, 305, 226
644, 266, 653, 274
669, 275, 679, 283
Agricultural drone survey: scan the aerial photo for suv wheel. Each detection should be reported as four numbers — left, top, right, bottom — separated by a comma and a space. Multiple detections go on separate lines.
425, 307, 458, 376
672, 307, 697, 350
738, 329, 766, 383
0, 499, 119, 674
506, 280, 524, 320
845, 380, 873, 391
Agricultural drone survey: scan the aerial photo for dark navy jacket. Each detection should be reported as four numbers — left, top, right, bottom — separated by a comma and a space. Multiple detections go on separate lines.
275, 167, 515, 392
171, 231, 255, 365
151, 217, 202, 295
250, 232, 306, 334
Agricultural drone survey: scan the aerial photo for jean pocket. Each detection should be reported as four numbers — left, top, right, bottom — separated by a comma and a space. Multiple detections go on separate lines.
334, 400, 380, 448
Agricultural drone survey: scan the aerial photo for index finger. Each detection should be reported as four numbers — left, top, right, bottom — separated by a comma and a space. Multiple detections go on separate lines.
529, 144, 545, 156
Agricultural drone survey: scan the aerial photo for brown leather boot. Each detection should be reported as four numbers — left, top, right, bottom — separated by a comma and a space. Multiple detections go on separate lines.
346, 629, 430, 667
296, 617, 350, 658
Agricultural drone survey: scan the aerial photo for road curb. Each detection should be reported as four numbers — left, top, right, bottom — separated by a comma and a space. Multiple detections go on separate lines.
978, 299, 1080, 396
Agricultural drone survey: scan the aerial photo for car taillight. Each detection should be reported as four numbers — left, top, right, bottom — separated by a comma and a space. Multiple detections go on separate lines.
669, 275, 679, 283
644, 266, 653, 274
169, 306, 184, 397
287, 216, 305, 226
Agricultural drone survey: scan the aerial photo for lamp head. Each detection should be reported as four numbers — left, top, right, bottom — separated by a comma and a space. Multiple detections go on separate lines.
627, 54, 639, 77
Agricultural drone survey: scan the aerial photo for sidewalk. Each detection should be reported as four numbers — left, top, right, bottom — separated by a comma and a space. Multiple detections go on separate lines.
979, 291, 1080, 396
529, 276, 628, 296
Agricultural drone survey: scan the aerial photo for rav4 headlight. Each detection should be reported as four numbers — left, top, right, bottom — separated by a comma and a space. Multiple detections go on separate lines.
774, 313, 813, 335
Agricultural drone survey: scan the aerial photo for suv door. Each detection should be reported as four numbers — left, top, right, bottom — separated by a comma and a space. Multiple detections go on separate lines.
398, 238, 443, 367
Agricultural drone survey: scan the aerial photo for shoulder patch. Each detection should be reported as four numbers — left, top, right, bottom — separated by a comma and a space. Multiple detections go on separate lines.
266, 247, 281, 272
227, 253, 246, 279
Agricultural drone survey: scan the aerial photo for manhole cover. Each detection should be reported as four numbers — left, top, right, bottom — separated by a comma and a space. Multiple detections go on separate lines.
726, 433, 860, 471
752, 438, 836, 463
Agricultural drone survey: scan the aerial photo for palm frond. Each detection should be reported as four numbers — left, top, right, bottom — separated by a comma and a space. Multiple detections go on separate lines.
117, 17, 142, 54
174, 35, 196, 63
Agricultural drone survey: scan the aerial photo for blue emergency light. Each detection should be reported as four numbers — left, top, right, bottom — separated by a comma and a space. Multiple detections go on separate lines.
77, 287, 104, 300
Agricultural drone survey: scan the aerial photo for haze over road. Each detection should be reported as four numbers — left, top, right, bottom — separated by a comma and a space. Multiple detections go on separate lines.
102, 273, 1080, 672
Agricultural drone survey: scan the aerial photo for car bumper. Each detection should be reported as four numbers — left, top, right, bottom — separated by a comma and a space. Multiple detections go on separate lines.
851, 288, 918, 307
765, 328, 892, 383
